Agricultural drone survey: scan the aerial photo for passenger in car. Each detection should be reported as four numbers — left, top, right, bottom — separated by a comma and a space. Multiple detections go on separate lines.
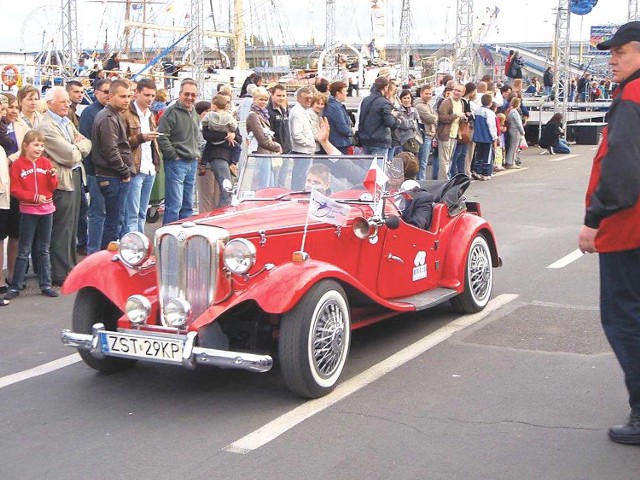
388, 153, 434, 230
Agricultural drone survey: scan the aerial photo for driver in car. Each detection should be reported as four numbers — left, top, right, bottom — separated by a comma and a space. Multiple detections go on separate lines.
305, 163, 332, 195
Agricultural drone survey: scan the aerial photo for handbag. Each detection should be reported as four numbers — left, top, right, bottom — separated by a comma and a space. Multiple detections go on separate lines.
403, 137, 421, 154
458, 121, 471, 144
519, 137, 529, 150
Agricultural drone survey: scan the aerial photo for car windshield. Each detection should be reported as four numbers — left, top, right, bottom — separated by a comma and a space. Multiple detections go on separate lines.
236, 154, 388, 202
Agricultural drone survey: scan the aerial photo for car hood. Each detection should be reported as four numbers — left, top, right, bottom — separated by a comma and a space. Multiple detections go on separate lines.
186, 200, 367, 236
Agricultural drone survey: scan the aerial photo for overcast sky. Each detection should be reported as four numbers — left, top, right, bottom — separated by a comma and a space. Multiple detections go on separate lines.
1, 0, 630, 54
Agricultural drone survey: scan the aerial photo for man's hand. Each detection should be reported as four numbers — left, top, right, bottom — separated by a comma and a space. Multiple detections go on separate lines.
143, 131, 160, 142
74, 133, 86, 143
122, 177, 131, 183
578, 225, 598, 253
230, 164, 238, 177
37, 194, 47, 204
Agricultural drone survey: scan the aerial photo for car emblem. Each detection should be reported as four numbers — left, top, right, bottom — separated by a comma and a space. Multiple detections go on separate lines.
176, 231, 186, 242
412, 251, 427, 281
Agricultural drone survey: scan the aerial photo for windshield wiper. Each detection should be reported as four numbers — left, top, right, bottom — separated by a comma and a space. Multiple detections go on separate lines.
274, 190, 311, 200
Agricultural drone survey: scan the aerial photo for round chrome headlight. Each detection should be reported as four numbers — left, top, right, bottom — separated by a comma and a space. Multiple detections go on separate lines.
223, 238, 256, 274
163, 298, 192, 328
125, 295, 151, 326
119, 232, 151, 268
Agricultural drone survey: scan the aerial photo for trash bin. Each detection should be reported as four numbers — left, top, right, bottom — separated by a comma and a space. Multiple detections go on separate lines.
146, 159, 165, 223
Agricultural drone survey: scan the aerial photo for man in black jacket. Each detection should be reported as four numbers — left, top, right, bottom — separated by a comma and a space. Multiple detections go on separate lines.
91, 79, 133, 247
267, 84, 292, 187
357, 76, 399, 160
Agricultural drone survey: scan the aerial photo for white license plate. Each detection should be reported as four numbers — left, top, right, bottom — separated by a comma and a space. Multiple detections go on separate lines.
99, 331, 184, 364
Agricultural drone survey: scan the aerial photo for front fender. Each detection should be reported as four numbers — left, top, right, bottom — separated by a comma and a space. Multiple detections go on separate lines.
61, 251, 158, 309
191, 260, 415, 330
440, 213, 500, 288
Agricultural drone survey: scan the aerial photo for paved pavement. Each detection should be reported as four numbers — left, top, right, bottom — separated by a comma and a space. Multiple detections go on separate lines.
2, 143, 640, 479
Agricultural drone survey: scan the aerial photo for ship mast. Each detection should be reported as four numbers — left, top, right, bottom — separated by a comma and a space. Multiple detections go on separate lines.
234, 0, 246, 69
370, 0, 386, 61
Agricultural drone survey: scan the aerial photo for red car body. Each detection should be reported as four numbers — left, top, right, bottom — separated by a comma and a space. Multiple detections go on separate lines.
61, 154, 501, 398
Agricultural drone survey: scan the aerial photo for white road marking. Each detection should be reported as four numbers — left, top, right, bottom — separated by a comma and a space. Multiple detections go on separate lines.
493, 167, 529, 177
0, 354, 81, 389
549, 154, 579, 162
547, 249, 584, 269
224, 293, 519, 454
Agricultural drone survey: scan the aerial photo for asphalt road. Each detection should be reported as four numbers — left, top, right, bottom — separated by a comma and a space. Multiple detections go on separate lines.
2, 144, 640, 479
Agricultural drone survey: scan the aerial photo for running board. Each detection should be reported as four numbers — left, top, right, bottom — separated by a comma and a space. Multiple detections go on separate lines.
390, 288, 458, 311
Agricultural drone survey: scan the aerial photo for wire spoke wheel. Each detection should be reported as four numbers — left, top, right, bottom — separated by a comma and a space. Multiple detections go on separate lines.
279, 280, 351, 398
311, 300, 347, 379
451, 235, 493, 313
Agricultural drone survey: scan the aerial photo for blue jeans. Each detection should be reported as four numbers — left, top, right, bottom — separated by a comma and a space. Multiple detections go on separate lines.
12, 213, 53, 290
450, 142, 468, 178
555, 138, 571, 154
363, 146, 389, 159
163, 159, 197, 224
208, 159, 232, 206
290, 153, 311, 191
417, 135, 433, 180
544, 85, 552, 99
77, 182, 88, 250
126, 172, 155, 233
97, 175, 130, 247
600, 249, 640, 412
87, 175, 106, 254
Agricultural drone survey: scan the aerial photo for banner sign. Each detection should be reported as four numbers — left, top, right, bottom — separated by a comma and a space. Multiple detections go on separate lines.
589, 25, 618, 54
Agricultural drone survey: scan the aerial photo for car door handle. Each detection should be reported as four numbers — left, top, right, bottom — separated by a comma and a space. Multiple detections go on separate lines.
387, 253, 404, 264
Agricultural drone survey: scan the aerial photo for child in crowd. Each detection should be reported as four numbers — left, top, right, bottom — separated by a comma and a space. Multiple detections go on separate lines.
495, 112, 507, 172
201, 94, 243, 207
4, 131, 59, 301
202, 94, 242, 165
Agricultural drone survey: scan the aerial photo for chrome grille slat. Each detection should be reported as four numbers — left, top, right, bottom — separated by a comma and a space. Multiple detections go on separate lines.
155, 225, 230, 327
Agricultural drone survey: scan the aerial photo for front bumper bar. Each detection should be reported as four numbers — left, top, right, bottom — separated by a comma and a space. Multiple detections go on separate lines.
61, 323, 273, 373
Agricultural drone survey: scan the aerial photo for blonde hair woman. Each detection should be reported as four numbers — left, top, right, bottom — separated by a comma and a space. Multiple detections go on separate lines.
245, 86, 282, 187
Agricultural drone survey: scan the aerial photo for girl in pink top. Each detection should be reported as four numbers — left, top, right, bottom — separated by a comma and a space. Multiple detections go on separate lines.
4, 130, 59, 301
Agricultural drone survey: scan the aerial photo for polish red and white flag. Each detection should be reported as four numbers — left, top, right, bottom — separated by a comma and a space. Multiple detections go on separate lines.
362, 158, 389, 194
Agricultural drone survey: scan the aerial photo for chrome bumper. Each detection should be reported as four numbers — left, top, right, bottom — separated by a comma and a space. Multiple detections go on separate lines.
61, 323, 273, 373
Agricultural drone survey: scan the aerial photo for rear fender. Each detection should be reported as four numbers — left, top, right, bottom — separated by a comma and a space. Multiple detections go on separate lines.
440, 214, 500, 288
61, 251, 158, 309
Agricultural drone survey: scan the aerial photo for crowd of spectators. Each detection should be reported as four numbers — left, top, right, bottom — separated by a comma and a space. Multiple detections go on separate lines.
0, 61, 601, 303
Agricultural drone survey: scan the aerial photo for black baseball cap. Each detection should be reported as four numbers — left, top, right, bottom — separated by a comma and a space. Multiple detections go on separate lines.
597, 22, 640, 50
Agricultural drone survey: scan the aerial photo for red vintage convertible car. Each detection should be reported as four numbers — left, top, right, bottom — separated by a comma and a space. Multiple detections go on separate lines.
61, 154, 501, 398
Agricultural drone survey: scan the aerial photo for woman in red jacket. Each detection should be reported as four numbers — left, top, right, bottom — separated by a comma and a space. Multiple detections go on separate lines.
3, 130, 59, 302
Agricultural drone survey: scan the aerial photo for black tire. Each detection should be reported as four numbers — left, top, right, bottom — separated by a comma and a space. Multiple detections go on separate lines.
146, 207, 160, 223
278, 280, 351, 398
72, 287, 137, 373
451, 234, 493, 313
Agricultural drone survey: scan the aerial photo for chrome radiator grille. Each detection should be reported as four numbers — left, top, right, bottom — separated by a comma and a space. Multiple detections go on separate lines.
156, 224, 230, 326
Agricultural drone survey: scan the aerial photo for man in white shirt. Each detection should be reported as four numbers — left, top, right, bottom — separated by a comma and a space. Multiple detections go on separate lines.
288, 86, 315, 190
123, 78, 161, 233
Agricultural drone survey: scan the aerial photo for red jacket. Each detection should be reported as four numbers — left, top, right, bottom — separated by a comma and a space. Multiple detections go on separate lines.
10, 155, 58, 210
584, 71, 640, 252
